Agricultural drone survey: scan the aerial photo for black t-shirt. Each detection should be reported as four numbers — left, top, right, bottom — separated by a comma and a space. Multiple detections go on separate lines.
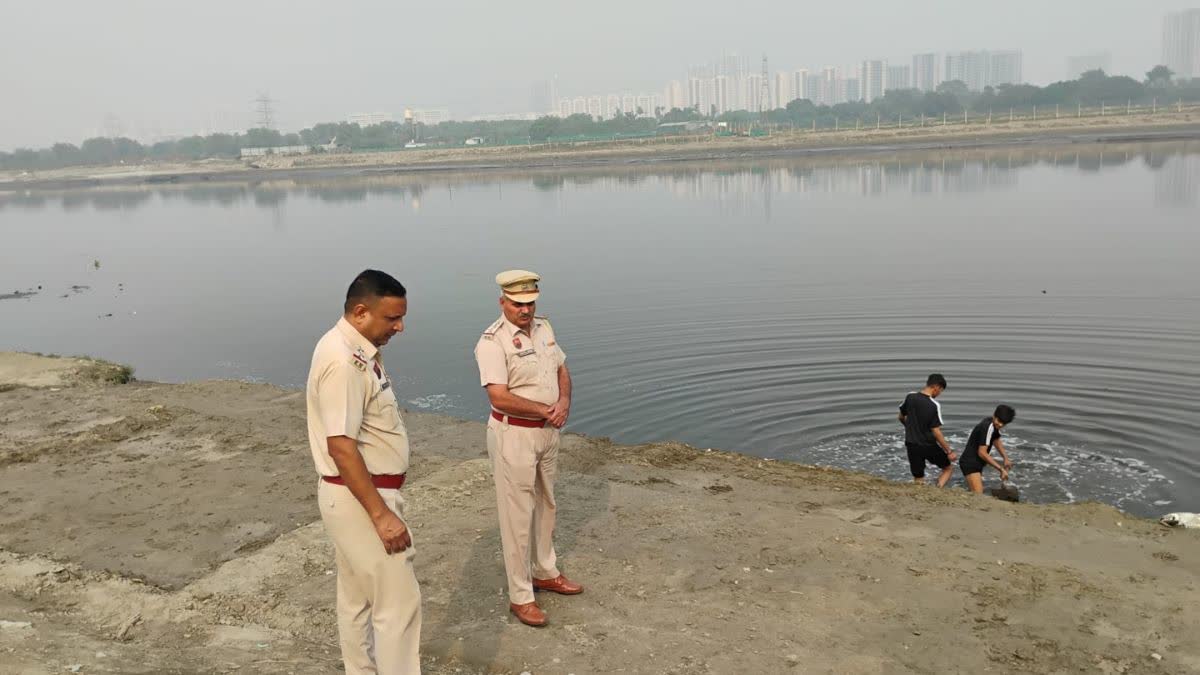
960, 417, 1002, 471
898, 392, 943, 448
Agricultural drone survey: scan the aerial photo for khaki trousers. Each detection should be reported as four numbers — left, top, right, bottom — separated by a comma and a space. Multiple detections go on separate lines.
486, 417, 561, 605
318, 479, 422, 675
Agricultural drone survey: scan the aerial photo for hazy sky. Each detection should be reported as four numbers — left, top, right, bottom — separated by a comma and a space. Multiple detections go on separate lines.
1, 0, 1194, 149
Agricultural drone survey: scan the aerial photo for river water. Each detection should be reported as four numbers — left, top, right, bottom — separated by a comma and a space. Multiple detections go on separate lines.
3, 140, 1198, 516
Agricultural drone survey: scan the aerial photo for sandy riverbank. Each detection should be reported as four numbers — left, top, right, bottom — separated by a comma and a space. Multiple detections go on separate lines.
3, 112, 1200, 193
0, 352, 1197, 674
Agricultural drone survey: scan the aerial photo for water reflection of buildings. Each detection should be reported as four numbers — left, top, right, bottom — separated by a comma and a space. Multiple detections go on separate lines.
3, 141, 1198, 213
656, 156, 1021, 208
569, 143, 1199, 210
1154, 154, 1200, 207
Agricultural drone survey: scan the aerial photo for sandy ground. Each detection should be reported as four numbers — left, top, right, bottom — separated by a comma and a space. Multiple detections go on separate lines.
3, 111, 1199, 191
0, 353, 1198, 674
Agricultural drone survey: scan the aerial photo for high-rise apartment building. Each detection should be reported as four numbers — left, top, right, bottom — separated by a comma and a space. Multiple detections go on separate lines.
833, 76, 849, 104
719, 52, 749, 110
860, 60, 886, 102
989, 50, 1023, 87
664, 80, 686, 111
347, 112, 393, 126
1066, 52, 1112, 79
887, 65, 912, 91
1163, 9, 1200, 80
410, 109, 449, 125
792, 69, 810, 102
687, 77, 708, 114
713, 76, 732, 114
745, 73, 766, 112
944, 51, 990, 91
720, 53, 748, 80
530, 79, 558, 115
843, 78, 860, 104
912, 53, 939, 92
821, 68, 838, 105
774, 71, 792, 108
944, 50, 1021, 91
587, 96, 603, 119
805, 73, 824, 105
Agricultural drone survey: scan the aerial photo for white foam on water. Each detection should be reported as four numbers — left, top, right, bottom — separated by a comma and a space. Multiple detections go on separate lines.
210, 360, 266, 383
405, 393, 458, 411
796, 431, 1174, 517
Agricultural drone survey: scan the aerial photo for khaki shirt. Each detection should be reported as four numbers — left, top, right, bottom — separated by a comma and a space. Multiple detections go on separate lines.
306, 317, 410, 476
474, 316, 566, 408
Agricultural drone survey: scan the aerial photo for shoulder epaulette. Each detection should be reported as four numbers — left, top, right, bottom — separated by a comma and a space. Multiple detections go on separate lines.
349, 347, 369, 372
482, 318, 504, 337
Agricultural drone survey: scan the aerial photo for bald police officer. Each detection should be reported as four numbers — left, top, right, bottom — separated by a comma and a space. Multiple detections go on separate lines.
307, 270, 421, 674
474, 270, 583, 627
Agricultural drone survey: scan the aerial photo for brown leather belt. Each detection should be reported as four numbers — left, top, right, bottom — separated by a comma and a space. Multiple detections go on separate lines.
491, 411, 547, 428
322, 473, 406, 489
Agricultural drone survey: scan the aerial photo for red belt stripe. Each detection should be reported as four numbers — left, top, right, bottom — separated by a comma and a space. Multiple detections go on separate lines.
491, 411, 547, 428
322, 473, 406, 489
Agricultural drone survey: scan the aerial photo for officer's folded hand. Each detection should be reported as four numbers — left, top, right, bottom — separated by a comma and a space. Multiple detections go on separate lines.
372, 511, 412, 554
545, 399, 570, 428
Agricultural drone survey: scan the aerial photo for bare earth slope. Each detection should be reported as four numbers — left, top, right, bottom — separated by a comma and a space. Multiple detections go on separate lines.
0, 353, 1197, 674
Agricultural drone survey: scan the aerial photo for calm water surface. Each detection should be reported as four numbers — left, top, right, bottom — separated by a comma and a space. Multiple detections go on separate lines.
3, 141, 1199, 517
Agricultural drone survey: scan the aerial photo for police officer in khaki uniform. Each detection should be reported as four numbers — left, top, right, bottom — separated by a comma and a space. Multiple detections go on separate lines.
307, 269, 421, 674
474, 270, 583, 627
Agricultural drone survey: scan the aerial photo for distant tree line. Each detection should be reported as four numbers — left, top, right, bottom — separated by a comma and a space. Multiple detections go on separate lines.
751, 67, 1200, 129
4, 67, 1199, 172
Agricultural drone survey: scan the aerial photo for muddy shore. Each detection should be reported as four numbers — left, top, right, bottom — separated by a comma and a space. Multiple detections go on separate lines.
3, 114, 1200, 194
0, 353, 1197, 674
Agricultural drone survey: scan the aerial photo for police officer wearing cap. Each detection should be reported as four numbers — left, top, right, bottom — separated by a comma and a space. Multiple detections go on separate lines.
474, 269, 583, 627
306, 270, 421, 673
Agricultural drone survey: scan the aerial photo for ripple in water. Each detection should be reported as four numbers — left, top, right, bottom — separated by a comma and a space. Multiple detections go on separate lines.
568, 293, 1199, 519
4, 142, 1198, 519
800, 431, 1174, 513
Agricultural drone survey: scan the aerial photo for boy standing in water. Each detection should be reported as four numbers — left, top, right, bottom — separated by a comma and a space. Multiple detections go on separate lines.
959, 405, 1016, 493
897, 374, 958, 487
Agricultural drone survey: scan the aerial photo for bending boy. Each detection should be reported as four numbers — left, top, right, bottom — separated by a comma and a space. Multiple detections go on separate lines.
959, 404, 1016, 494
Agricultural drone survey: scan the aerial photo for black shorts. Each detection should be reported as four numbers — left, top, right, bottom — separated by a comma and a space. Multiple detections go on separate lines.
959, 461, 984, 477
905, 443, 950, 478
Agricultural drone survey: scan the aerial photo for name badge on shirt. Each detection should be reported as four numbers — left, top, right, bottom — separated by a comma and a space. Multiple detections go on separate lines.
515, 348, 536, 358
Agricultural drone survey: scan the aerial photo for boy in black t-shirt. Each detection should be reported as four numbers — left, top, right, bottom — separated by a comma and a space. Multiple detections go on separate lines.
897, 373, 958, 487
959, 404, 1016, 494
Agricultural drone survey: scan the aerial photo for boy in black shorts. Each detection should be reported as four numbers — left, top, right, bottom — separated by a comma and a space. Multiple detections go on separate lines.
897, 374, 958, 487
959, 404, 1016, 494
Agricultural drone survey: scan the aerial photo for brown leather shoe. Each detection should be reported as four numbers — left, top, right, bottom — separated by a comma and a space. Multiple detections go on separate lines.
533, 574, 584, 595
509, 602, 547, 627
